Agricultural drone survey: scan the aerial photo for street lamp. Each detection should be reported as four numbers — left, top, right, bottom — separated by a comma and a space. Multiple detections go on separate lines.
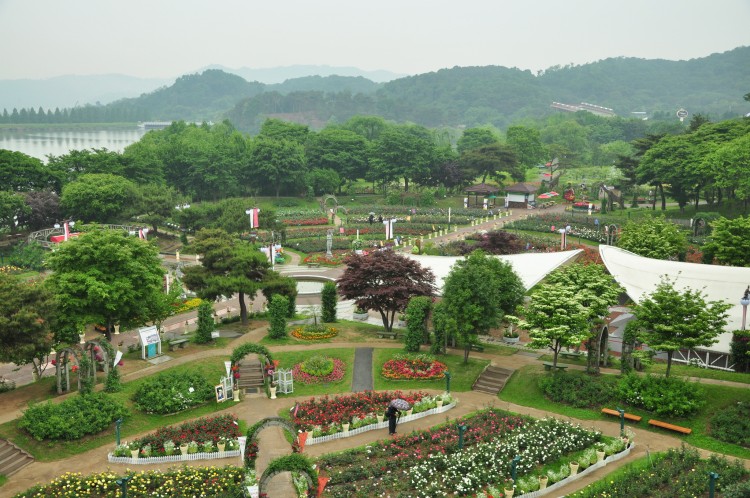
740, 286, 750, 331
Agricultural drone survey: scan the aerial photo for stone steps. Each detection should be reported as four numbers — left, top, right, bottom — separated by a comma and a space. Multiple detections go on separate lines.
0, 438, 34, 476
237, 359, 264, 390
472, 365, 514, 395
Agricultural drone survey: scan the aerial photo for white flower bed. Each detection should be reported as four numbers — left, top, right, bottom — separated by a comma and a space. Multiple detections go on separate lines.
107, 449, 240, 465
408, 418, 600, 497
305, 401, 456, 446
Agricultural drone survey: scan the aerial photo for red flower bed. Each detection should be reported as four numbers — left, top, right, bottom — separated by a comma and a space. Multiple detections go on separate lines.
131, 414, 241, 456
281, 217, 329, 226
381, 356, 448, 380
292, 358, 345, 384
291, 390, 430, 430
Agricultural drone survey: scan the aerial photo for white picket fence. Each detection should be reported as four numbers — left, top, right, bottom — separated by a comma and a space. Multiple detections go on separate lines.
515, 443, 634, 498
305, 401, 456, 446
107, 449, 240, 465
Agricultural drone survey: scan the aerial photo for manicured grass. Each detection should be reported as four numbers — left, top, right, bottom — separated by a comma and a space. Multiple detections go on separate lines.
0, 474, 7, 488
0, 357, 235, 461
271, 348, 355, 397
372, 349, 489, 392
500, 364, 750, 459
642, 361, 750, 384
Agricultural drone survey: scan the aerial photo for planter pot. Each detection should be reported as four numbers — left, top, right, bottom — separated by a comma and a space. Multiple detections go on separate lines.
269, 386, 277, 399
353, 312, 368, 321
377, 414, 384, 424
79, 334, 86, 344
621, 437, 630, 447
233, 390, 241, 402
180, 444, 188, 455
596, 450, 605, 462
436, 400, 444, 409
538, 476, 548, 490
504, 488, 514, 498
569, 462, 579, 476
217, 442, 226, 452
342, 423, 350, 433
246, 484, 259, 498
503, 336, 520, 344
406, 409, 413, 416
131, 449, 139, 459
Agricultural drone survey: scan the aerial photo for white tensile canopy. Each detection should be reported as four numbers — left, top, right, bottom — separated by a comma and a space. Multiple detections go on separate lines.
599, 245, 750, 354
406, 250, 583, 295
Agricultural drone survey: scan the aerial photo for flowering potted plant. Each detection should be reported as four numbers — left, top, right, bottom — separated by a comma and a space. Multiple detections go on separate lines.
140, 443, 152, 458
202, 440, 214, 453
113, 444, 130, 458
503, 478, 515, 498
217, 437, 227, 452
187, 440, 199, 454
163, 440, 176, 456
269, 381, 277, 399
128, 441, 140, 459
503, 321, 520, 343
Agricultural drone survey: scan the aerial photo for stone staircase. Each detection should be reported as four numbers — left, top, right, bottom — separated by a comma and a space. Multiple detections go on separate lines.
0, 438, 34, 476
236, 358, 265, 394
472, 365, 514, 395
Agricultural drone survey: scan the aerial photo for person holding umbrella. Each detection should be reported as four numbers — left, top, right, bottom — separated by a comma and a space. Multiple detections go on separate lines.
387, 399, 411, 435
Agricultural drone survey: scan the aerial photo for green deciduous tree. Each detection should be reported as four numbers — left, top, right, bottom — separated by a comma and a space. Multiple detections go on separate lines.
305, 128, 369, 190
60, 173, 138, 223
441, 250, 525, 363
0, 274, 57, 380
617, 217, 687, 260
247, 136, 307, 197
703, 216, 750, 267
506, 125, 546, 169
336, 251, 435, 333
0, 190, 30, 233
512, 283, 591, 367
460, 142, 522, 184
45, 230, 165, 343
631, 276, 730, 376
137, 184, 182, 234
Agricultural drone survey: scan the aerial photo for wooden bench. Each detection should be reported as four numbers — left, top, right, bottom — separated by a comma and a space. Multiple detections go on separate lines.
168, 338, 189, 351
542, 362, 568, 371
560, 351, 583, 360
648, 419, 692, 434
469, 344, 485, 352
306, 262, 321, 268
601, 408, 642, 422
377, 331, 398, 339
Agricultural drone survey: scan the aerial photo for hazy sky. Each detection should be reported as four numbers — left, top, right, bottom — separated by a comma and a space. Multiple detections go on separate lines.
1, 0, 749, 80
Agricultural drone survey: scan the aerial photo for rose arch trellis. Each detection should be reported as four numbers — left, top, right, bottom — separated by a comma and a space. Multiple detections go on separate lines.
54, 339, 111, 394
230, 343, 273, 370
244, 417, 317, 497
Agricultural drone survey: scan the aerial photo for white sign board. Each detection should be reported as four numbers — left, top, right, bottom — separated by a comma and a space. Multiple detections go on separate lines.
138, 325, 162, 359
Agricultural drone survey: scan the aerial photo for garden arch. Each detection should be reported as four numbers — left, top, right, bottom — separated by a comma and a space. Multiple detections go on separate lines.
83, 339, 111, 379
55, 347, 82, 394
259, 454, 317, 497
319, 195, 338, 214
230, 343, 273, 369
244, 417, 299, 468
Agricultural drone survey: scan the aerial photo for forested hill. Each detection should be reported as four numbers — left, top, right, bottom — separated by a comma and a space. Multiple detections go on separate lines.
2, 47, 749, 130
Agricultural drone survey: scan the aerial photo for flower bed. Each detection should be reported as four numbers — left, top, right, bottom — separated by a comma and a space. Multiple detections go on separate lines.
317, 409, 619, 497
302, 252, 348, 266
290, 390, 432, 430
381, 353, 448, 380
292, 357, 345, 384
290, 325, 339, 340
109, 414, 242, 462
14, 466, 245, 498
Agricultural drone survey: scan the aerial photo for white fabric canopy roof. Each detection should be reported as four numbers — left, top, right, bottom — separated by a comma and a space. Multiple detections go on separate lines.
406, 250, 582, 295
599, 245, 750, 354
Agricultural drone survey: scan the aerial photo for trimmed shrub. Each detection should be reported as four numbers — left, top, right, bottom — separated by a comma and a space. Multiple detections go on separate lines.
194, 300, 214, 344
538, 371, 617, 408
132, 370, 214, 414
321, 281, 337, 323
617, 374, 704, 417
405, 296, 432, 353
709, 401, 750, 447
19, 392, 128, 441
268, 294, 289, 339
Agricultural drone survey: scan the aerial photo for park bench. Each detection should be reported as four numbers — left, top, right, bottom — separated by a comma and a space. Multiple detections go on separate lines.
377, 331, 398, 339
469, 344, 485, 353
601, 408, 642, 422
306, 262, 321, 268
648, 419, 692, 434
542, 362, 568, 371
560, 351, 583, 360
168, 338, 189, 351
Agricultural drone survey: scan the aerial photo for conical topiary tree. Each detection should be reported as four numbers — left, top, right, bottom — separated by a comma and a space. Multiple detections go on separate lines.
194, 300, 214, 344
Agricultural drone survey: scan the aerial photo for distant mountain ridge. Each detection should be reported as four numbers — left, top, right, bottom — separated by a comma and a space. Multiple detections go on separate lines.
0, 64, 404, 110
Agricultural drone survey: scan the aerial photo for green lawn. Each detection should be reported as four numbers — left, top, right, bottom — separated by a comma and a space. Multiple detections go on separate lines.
372, 349, 489, 392
500, 364, 750, 459
0, 357, 234, 461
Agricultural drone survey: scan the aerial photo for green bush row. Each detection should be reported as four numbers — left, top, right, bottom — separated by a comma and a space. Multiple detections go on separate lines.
132, 371, 214, 415
19, 392, 129, 441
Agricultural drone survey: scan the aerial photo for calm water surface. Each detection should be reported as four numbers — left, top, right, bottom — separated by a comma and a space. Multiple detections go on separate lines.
0, 127, 148, 161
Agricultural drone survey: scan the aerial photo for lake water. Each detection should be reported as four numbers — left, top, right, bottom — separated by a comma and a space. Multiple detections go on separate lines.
0, 127, 148, 161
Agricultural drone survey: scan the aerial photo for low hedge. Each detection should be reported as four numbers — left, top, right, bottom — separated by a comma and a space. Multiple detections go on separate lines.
19, 392, 129, 441
709, 401, 750, 447
132, 370, 214, 415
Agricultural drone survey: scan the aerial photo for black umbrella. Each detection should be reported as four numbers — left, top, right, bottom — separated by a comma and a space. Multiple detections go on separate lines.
389, 398, 411, 410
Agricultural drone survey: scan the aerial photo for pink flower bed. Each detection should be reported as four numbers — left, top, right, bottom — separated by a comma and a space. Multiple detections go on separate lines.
292, 358, 345, 384
381, 357, 448, 380
291, 390, 431, 430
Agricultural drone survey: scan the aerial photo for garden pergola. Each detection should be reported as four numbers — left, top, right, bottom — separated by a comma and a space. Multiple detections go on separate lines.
464, 183, 500, 208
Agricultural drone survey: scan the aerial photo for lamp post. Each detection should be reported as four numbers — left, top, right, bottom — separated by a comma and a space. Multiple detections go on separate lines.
116, 476, 132, 498
115, 418, 122, 446
741, 286, 750, 331
457, 424, 467, 449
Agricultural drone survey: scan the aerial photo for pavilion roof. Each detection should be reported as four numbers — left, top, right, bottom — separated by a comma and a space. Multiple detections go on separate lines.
464, 183, 500, 195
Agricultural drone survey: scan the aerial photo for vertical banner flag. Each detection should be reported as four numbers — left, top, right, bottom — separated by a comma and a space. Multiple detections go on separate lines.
249, 208, 260, 229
